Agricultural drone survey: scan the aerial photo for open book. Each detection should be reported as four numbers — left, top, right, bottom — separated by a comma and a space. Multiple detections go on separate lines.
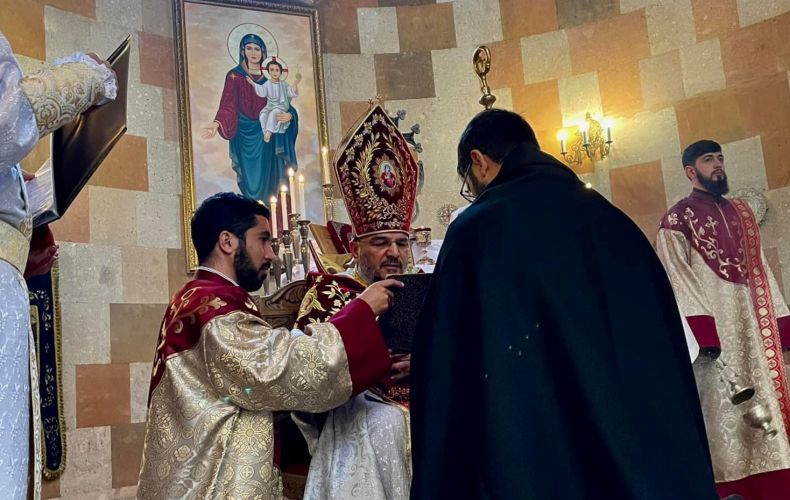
28, 36, 131, 227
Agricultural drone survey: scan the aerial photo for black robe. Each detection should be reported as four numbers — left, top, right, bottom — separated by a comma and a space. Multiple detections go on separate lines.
410, 144, 717, 500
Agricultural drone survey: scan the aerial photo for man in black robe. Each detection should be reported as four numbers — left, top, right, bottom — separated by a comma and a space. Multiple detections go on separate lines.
410, 109, 718, 499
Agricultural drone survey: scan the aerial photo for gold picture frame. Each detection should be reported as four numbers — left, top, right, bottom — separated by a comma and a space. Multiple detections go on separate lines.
174, 0, 330, 271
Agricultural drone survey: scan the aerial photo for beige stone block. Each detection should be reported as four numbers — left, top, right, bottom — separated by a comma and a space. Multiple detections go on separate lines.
602, 108, 682, 169
414, 190, 467, 239
494, 87, 514, 113
61, 364, 77, 430
136, 192, 182, 248
127, 32, 141, 87
721, 135, 770, 191
95, 0, 143, 31
326, 100, 343, 150
385, 91, 477, 194
121, 246, 170, 303
58, 242, 123, 303
13, 54, 45, 75
579, 167, 613, 201
558, 72, 603, 126
620, 0, 658, 13
130, 362, 151, 424
762, 187, 790, 300
680, 38, 726, 97
521, 30, 572, 84
453, 0, 504, 46
147, 138, 182, 195
60, 300, 112, 367
645, 0, 696, 55
142, 0, 174, 37
127, 83, 165, 140
660, 155, 690, 207
382, 95, 468, 195
430, 47, 481, 103
323, 54, 376, 102
59, 427, 113, 497
43, 7, 95, 60
639, 51, 685, 109
115, 486, 140, 499
358, 7, 400, 54
736, 0, 790, 27
89, 187, 138, 246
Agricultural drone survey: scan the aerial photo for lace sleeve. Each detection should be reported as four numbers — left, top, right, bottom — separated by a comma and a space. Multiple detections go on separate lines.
19, 56, 116, 138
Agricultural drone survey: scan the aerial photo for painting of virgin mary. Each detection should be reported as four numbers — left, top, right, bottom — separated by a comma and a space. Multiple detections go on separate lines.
201, 32, 299, 201
177, 1, 329, 269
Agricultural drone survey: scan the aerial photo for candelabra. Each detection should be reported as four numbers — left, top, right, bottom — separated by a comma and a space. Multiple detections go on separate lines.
558, 113, 613, 167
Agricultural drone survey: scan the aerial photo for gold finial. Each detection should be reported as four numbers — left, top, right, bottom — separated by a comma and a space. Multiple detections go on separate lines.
473, 46, 496, 109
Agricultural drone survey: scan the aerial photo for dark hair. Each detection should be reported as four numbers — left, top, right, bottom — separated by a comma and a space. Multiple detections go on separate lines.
267, 60, 283, 71
682, 140, 721, 168
191, 192, 271, 263
456, 108, 539, 176
239, 33, 267, 66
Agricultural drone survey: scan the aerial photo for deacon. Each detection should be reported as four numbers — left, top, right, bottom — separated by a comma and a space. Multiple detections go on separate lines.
137, 192, 399, 499
657, 140, 790, 499
296, 104, 415, 500
410, 109, 718, 499
0, 31, 116, 499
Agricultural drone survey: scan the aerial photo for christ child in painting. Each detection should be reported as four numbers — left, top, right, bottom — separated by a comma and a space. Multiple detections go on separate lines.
246, 59, 300, 142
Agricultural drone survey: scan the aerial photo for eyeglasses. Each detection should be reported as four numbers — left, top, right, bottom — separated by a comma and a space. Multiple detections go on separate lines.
459, 162, 476, 202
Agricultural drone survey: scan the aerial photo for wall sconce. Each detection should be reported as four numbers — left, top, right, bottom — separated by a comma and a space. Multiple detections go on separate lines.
557, 112, 613, 167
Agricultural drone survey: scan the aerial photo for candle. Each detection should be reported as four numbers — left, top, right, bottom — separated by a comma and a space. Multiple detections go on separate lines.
602, 118, 613, 143
269, 196, 278, 237
557, 130, 568, 155
287, 167, 297, 215
321, 146, 331, 185
298, 174, 306, 217
279, 184, 288, 235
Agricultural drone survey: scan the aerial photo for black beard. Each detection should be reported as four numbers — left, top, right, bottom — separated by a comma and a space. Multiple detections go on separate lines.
234, 243, 265, 292
698, 169, 729, 196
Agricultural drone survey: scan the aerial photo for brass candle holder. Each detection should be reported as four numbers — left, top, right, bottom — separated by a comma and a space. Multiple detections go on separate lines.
271, 238, 282, 290
414, 227, 434, 266
281, 231, 294, 284
288, 213, 301, 264
322, 183, 335, 221
298, 220, 311, 277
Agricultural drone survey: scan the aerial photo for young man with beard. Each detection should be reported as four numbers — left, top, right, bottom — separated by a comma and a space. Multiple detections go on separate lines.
138, 192, 401, 499
656, 140, 790, 499
410, 110, 717, 499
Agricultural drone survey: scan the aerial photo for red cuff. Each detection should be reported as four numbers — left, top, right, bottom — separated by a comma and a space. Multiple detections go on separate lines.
686, 315, 721, 353
779, 316, 790, 351
330, 298, 390, 396
30, 224, 54, 251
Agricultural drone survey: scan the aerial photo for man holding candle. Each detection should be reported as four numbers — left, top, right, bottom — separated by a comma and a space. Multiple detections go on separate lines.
410, 109, 717, 499
295, 104, 417, 500
656, 140, 790, 499
138, 192, 402, 499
